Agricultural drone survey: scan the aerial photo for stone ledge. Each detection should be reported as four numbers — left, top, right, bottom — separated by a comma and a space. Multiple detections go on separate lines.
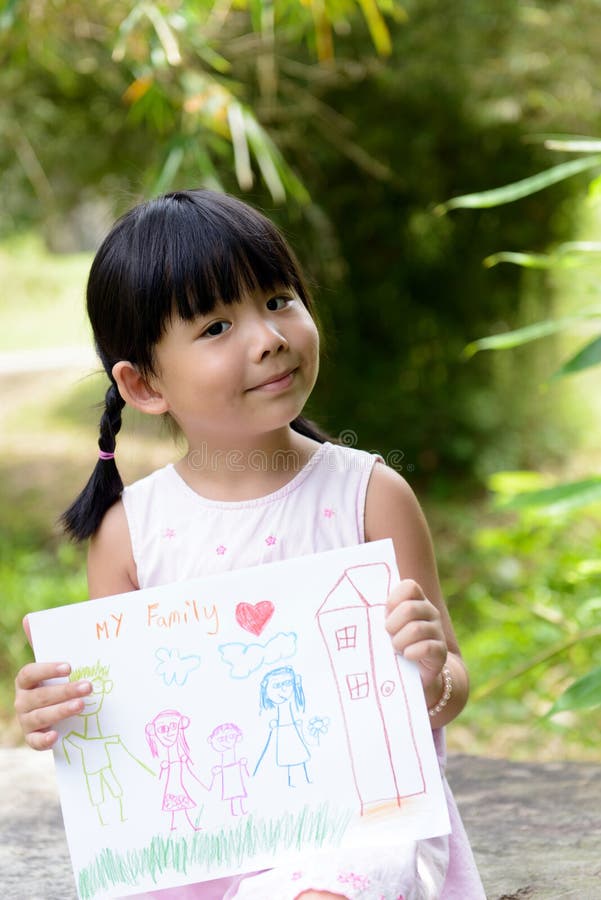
1, 749, 600, 899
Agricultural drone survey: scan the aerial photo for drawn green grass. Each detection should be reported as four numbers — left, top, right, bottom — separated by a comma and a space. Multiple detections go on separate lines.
78, 803, 353, 898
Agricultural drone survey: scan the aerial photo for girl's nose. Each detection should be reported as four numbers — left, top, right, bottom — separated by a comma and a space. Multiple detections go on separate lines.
251, 318, 289, 360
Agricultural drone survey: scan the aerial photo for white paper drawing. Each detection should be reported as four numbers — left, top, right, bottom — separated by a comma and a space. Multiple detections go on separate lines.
28, 539, 450, 899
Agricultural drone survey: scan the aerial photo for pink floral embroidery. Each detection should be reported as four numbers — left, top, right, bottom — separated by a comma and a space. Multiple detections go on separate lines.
265, 535, 277, 546
323, 508, 335, 518
216, 545, 227, 555
163, 528, 176, 539
337, 872, 370, 890
291, 871, 303, 881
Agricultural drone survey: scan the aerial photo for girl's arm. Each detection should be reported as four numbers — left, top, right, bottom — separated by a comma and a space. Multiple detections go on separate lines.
365, 462, 469, 727
14, 501, 138, 749
87, 499, 139, 599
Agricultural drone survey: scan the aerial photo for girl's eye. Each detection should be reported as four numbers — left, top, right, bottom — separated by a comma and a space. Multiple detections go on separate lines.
202, 320, 231, 338
266, 295, 292, 312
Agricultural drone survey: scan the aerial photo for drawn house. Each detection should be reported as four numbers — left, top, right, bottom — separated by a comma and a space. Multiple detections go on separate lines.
316, 563, 426, 813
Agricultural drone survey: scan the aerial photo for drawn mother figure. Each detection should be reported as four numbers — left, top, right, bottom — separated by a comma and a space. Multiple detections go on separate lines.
253, 666, 311, 788
145, 709, 204, 831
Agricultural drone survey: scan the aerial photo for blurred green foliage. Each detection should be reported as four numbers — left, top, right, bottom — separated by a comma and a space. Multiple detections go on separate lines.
434, 480, 601, 759
436, 133, 601, 722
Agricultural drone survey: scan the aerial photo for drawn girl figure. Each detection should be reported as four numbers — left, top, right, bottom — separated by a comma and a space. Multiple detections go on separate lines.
145, 709, 205, 831
207, 722, 249, 816
253, 666, 311, 788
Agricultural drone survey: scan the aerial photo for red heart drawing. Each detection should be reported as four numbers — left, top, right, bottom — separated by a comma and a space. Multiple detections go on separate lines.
235, 601, 275, 636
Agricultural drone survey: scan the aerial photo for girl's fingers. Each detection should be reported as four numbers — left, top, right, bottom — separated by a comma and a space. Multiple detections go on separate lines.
15, 662, 93, 748
15, 677, 91, 717
21, 694, 89, 732
15, 661, 71, 691
26, 729, 59, 752
385, 598, 439, 638
402, 639, 447, 666
386, 579, 427, 610
388, 620, 443, 654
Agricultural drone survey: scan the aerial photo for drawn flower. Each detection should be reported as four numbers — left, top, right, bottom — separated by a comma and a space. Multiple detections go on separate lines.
265, 535, 277, 546
216, 545, 227, 555
163, 528, 176, 539
307, 715, 330, 745
323, 508, 335, 518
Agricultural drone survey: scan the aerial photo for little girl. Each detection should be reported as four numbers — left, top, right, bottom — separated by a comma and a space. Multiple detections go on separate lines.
14, 189, 485, 900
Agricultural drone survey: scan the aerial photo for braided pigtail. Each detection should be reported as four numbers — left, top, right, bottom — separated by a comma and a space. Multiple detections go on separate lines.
61, 382, 126, 541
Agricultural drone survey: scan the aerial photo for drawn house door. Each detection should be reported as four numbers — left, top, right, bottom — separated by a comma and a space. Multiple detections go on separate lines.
316, 563, 426, 813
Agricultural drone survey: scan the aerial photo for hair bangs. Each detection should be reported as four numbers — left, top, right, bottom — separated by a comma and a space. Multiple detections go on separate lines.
165, 193, 308, 324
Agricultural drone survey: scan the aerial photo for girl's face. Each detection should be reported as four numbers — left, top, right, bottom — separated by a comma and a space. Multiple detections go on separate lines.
145, 287, 319, 448
265, 672, 295, 705
154, 714, 181, 748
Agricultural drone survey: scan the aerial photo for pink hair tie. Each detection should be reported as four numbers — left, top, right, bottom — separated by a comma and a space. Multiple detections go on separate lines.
98, 450, 115, 461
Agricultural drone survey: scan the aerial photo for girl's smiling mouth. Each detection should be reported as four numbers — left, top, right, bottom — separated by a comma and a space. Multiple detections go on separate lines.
248, 368, 297, 392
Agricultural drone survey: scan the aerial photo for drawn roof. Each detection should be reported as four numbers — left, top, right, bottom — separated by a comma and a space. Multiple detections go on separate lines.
316, 562, 391, 616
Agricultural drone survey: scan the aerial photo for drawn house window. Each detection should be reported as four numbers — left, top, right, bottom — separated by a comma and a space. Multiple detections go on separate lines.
335, 625, 357, 651
346, 672, 369, 700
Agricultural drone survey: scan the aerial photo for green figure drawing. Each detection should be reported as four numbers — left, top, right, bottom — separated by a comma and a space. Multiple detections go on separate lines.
62, 661, 153, 826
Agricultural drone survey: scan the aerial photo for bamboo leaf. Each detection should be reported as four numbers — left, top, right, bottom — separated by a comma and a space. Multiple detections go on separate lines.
143, 3, 182, 66
357, 0, 392, 56
552, 335, 601, 379
152, 145, 185, 195
486, 243, 601, 269
242, 111, 285, 203
484, 251, 573, 270
113, 4, 146, 61
437, 155, 601, 213
463, 316, 590, 357
498, 477, 601, 513
227, 102, 253, 191
545, 139, 601, 153
548, 666, 601, 715
243, 107, 311, 204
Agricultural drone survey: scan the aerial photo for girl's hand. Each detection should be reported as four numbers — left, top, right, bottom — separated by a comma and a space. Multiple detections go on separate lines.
384, 579, 448, 691
14, 661, 92, 751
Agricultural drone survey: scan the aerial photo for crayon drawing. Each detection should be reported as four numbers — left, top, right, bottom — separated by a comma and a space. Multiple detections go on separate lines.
62, 662, 153, 827
253, 666, 313, 787
29, 539, 450, 899
207, 722, 249, 816
145, 709, 205, 831
317, 562, 425, 813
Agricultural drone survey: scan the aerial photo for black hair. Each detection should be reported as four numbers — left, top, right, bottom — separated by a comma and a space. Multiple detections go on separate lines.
62, 189, 329, 541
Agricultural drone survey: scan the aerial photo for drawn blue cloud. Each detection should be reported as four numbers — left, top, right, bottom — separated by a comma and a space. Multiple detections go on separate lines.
155, 647, 201, 686
218, 632, 297, 679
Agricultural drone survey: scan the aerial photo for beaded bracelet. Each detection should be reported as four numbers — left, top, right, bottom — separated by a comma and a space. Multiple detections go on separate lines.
428, 665, 453, 717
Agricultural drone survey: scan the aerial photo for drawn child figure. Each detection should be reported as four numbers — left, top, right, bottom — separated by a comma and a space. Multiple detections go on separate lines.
145, 709, 205, 831
254, 666, 311, 788
207, 722, 249, 816
15, 190, 485, 899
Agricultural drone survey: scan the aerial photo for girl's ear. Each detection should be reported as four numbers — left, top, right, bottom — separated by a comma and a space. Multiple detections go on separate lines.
112, 361, 168, 415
